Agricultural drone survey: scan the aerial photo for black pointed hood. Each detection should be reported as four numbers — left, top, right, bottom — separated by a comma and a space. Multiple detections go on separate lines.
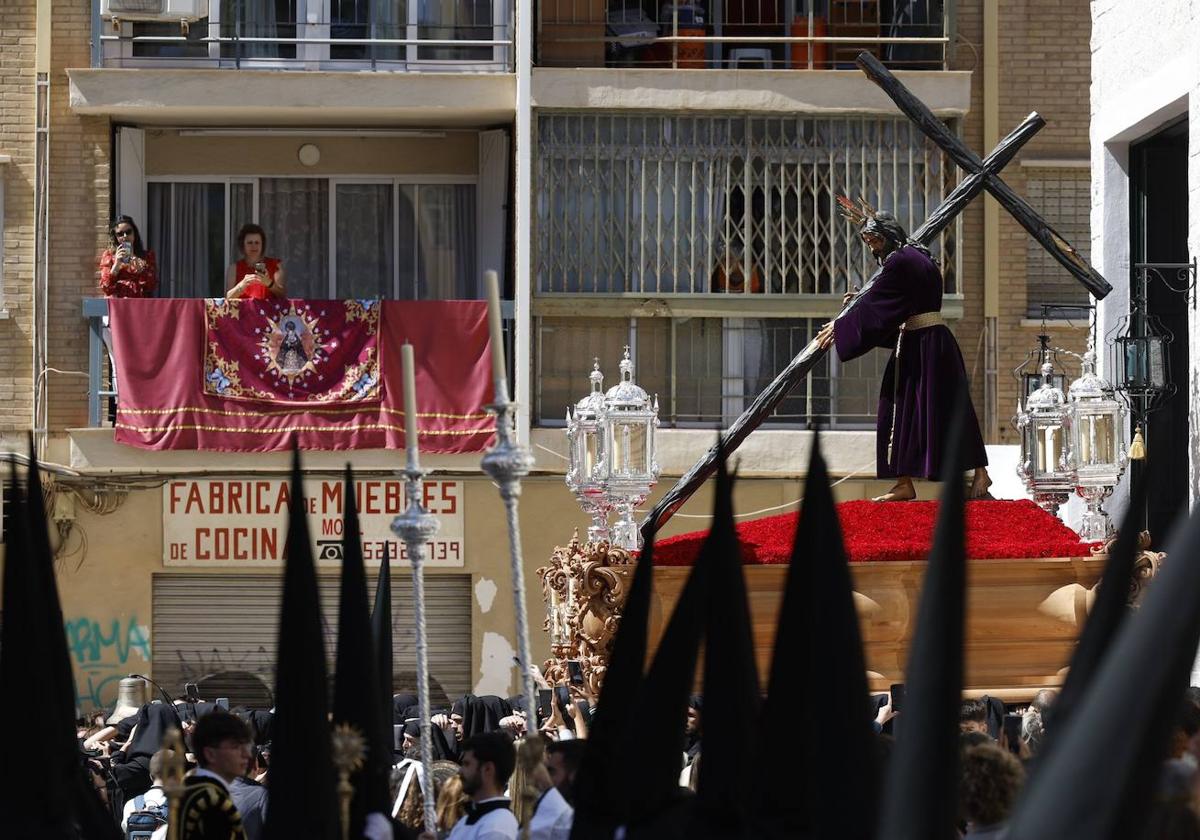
333, 466, 390, 827
623, 445, 732, 832
1006, 500, 1200, 840
569, 514, 658, 839
1039, 468, 1151, 756
0, 445, 121, 839
264, 447, 338, 840
759, 431, 879, 838
877, 398, 969, 840
371, 541, 394, 721
691, 454, 759, 837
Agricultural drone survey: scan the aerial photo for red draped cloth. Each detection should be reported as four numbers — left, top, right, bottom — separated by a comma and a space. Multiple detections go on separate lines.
109, 299, 496, 452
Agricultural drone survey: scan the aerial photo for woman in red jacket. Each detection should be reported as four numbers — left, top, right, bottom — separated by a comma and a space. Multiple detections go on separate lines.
99, 215, 157, 298
226, 223, 287, 300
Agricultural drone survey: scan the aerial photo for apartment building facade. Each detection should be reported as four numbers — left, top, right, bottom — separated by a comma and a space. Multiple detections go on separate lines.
0, 0, 1094, 712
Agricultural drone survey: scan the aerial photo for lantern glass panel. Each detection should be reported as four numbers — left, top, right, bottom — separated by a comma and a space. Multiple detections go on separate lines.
1024, 372, 1064, 400
583, 431, 601, 478
1035, 422, 1065, 476
612, 420, 648, 475
1076, 412, 1115, 467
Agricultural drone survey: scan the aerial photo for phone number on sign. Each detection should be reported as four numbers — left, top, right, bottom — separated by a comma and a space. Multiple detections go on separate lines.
314, 539, 462, 563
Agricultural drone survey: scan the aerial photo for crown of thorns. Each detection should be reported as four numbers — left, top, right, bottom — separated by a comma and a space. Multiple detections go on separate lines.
836, 195, 877, 227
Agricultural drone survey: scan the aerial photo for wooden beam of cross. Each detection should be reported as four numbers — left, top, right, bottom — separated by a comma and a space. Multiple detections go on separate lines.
640, 54, 1108, 541
858, 51, 1111, 299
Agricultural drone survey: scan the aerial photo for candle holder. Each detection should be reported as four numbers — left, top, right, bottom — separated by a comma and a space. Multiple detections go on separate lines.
161, 727, 186, 840
481, 388, 538, 725
330, 723, 367, 840
390, 461, 440, 835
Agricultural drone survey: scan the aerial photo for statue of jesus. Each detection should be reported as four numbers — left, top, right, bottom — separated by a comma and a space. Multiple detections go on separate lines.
816, 206, 991, 502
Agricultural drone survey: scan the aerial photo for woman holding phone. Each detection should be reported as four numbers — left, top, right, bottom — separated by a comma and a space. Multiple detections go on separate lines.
99, 215, 157, 298
226, 223, 286, 300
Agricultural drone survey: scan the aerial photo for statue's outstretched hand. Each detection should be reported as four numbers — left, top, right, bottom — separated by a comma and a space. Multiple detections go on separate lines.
816, 321, 836, 350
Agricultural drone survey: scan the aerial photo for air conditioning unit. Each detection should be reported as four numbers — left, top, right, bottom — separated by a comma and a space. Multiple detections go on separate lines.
100, 0, 208, 23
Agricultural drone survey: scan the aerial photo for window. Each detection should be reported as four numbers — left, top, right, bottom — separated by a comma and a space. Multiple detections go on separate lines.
146, 178, 477, 299
533, 113, 949, 428
536, 316, 886, 428
1025, 170, 1091, 318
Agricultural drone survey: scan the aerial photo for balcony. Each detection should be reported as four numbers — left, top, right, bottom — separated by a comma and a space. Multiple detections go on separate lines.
82, 297, 517, 428
536, 0, 951, 70
94, 0, 513, 73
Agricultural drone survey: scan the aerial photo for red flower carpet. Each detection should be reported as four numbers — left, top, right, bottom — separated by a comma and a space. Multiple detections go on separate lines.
654, 499, 1099, 565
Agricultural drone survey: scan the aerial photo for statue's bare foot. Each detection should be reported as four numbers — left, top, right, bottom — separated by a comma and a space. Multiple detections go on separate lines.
969, 468, 994, 500
872, 479, 916, 502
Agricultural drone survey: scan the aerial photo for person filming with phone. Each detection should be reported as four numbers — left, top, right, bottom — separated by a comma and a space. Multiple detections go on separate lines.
226, 223, 286, 300
99, 215, 157, 298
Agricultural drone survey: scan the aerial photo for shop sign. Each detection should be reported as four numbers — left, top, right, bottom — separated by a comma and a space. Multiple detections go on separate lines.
163, 478, 464, 567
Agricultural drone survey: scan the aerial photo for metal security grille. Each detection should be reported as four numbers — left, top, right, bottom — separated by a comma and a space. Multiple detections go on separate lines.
535, 113, 959, 296
1025, 170, 1091, 317
152, 573, 471, 709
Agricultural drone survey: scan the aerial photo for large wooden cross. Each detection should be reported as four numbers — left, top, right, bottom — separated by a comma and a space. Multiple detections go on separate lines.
641, 52, 1111, 540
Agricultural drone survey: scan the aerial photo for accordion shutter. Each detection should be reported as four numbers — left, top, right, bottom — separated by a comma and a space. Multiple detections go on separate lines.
151, 573, 471, 709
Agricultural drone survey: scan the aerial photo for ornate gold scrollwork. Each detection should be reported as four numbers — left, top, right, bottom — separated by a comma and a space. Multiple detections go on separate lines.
536, 532, 635, 696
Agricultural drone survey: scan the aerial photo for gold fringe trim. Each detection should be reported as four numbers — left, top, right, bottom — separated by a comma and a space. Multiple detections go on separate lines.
115, 421, 491, 436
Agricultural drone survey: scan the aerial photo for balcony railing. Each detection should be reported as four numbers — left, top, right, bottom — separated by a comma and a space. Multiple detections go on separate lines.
537, 0, 952, 70
94, 1, 513, 72
83, 297, 516, 428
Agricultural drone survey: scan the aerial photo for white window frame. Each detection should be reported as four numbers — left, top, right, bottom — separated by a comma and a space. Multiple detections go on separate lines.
0, 154, 8, 319
112, 0, 511, 70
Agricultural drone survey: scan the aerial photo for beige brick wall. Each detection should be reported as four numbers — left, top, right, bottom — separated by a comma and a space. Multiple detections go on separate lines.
46, 0, 110, 431
0, 1, 109, 436
951, 0, 1092, 447
0, 2, 37, 430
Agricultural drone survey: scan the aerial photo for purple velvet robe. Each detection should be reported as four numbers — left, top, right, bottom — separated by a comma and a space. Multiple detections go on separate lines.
833, 245, 988, 480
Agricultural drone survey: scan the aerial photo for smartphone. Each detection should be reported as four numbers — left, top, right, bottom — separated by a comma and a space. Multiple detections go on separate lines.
567, 659, 585, 686
890, 683, 905, 713
512, 655, 523, 669
555, 685, 573, 731
216, 697, 229, 711
393, 724, 404, 751
537, 688, 553, 722
1003, 714, 1023, 754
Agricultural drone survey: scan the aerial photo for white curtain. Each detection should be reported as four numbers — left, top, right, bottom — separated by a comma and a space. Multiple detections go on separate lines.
336, 183, 394, 298
401, 184, 476, 300
418, 0, 491, 59
259, 178, 329, 298
223, 0, 284, 58
147, 182, 225, 298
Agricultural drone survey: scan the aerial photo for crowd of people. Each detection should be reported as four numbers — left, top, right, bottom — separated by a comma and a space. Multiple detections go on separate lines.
75, 676, 594, 840
72, 674, 1200, 840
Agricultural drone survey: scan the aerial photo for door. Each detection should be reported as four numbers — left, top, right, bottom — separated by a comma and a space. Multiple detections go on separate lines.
1130, 118, 1189, 541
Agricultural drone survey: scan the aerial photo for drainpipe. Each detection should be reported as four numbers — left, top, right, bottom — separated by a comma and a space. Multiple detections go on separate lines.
34, 0, 51, 454
982, 0, 1000, 441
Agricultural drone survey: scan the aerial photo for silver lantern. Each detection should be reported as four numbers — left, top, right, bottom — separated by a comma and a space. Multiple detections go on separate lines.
1016, 360, 1074, 515
1065, 342, 1128, 542
602, 348, 660, 550
565, 360, 611, 544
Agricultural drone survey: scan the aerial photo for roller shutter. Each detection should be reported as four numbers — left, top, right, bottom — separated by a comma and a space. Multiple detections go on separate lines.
152, 573, 471, 709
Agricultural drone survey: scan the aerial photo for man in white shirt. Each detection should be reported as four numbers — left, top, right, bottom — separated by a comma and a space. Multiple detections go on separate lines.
445, 732, 519, 840
122, 749, 169, 835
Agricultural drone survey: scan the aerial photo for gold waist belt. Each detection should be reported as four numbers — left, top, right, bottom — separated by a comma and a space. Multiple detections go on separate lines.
903, 312, 944, 331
